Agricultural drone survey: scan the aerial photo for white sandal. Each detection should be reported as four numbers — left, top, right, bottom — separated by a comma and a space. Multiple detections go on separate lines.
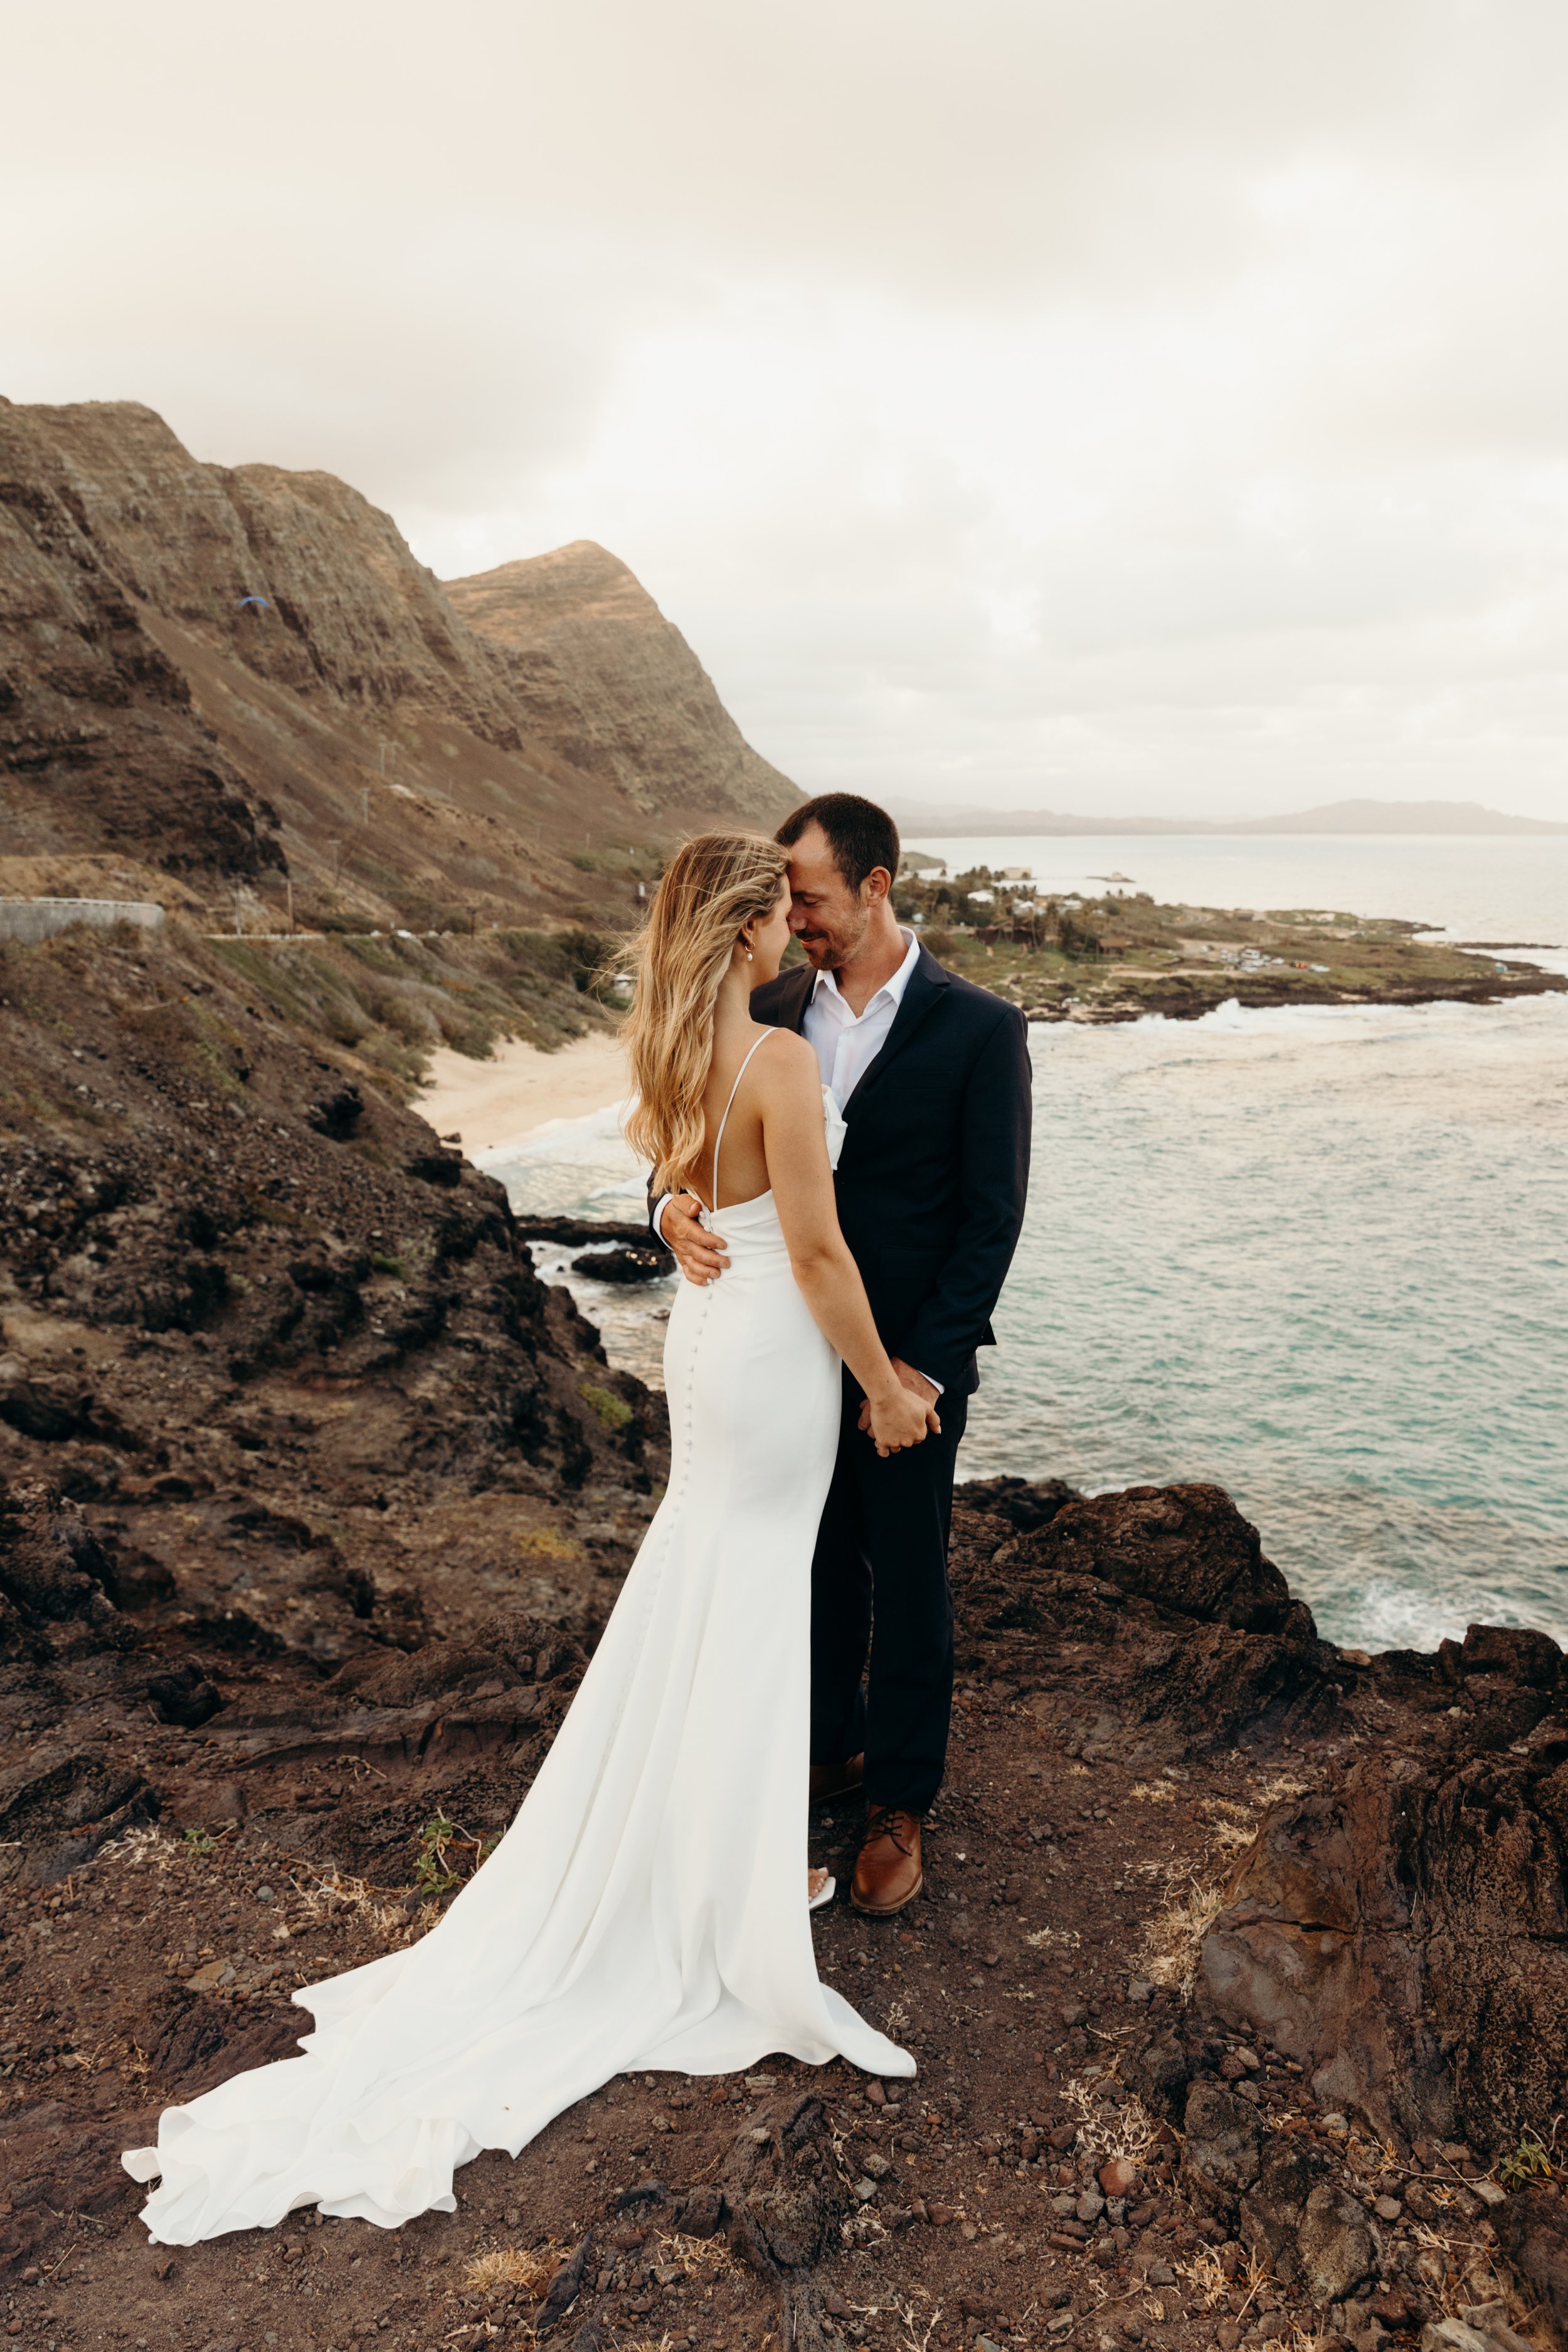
808, 1868, 836, 1912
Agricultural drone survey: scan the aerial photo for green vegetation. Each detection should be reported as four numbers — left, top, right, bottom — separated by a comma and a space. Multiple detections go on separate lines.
202, 921, 621, 1096
1500, 2129, 1557, 2188
414, 1813, 501, 1899
580, 1382, 634, 1431
414, 1813, 462, 1897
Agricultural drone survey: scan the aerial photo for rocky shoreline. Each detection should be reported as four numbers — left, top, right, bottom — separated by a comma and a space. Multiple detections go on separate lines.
887, 870, 1566, 1027
4, 918, 1568, 2352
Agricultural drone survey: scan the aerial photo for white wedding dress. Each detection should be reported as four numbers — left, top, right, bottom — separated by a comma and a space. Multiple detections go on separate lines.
124, 1045, 913, 2243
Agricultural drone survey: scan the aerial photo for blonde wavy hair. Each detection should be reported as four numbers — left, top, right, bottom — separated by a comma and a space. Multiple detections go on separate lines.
623, 830, 790, 1193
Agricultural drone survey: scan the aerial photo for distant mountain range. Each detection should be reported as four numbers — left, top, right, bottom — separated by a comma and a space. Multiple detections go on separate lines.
892, 797, 1568, 839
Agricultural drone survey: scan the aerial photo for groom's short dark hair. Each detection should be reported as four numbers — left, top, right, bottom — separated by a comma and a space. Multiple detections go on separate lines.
776, 793, 900, 893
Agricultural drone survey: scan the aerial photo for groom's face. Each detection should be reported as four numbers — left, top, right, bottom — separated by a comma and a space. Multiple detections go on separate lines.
785, 822, 871, 973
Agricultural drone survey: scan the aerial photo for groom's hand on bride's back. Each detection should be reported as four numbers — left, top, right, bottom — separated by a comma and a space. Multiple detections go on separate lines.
659, 1193, 731, 1286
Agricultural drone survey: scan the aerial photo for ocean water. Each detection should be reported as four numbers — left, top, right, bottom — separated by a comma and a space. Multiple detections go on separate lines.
485, 838, 1568, 1656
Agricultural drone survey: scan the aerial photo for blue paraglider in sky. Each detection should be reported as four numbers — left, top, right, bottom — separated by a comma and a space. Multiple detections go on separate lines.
238, 595, 269, 611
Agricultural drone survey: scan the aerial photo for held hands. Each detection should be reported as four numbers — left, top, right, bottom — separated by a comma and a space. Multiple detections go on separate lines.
863, 1359, 941, 1457
659, 1192, 729, 1286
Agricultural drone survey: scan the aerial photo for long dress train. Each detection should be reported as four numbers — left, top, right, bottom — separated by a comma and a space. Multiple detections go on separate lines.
124, 1059, 912, 2243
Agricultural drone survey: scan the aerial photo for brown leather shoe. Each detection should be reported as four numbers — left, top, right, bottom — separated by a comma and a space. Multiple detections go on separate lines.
850, 1807, 923, 1916
809, 1752, 864, 1803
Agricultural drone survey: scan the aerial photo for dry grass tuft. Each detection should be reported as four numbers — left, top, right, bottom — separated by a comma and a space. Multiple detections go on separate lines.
1255, 1774, 1311, 1804
1196, 1796, 1261, 1851
1060, 2068, 1158, 2164
287, 1865, 412, 1944
652, 2231, 739, 2282
1026, 1924, 1083, 1950
463, 2239, 569, 2296
1139, 1857, 1237, 1993
849, 2286, 943, 2352
1175, 2247, 1231, 2310
1128, 1781, 1179, 1804
97, 1825, 183, 1873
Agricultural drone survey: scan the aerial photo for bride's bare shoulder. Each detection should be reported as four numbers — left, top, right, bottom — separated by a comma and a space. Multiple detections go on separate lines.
751, 1026, 819, 1089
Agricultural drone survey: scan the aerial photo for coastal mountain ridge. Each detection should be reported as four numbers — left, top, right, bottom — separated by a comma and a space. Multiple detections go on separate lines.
893, 795, 1568, 838
0, 395, 798, 931
443, 541, 795, 827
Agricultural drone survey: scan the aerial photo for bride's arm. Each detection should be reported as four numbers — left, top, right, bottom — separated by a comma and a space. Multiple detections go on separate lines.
756, 1037, 931, 1456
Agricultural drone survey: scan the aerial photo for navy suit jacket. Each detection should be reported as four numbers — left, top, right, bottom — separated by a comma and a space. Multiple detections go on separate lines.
745, 947, 1032, 1398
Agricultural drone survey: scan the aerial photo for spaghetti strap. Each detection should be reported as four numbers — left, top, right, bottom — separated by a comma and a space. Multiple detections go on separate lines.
708, 1029, 778, 1212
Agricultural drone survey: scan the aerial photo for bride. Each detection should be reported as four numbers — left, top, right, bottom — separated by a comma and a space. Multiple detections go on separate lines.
124, 830, 930, 2243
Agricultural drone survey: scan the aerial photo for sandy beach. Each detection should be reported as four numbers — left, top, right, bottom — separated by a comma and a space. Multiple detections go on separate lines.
416, 1029, 628, 1155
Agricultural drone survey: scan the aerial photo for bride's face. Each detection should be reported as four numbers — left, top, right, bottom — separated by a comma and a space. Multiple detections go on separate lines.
744, 881, 793, 985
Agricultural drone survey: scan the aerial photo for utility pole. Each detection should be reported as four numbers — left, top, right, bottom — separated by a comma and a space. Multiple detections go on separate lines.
286, 877, 294, 935
379, 739, 388, 776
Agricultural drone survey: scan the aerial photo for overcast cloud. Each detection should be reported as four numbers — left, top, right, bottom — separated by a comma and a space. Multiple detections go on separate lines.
6, 0, 1568, 819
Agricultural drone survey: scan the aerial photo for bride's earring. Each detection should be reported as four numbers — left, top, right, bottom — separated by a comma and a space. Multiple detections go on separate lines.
743, 938, 754, 961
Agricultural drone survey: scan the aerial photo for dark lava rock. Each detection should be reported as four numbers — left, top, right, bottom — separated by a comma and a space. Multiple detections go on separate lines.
1179, 2078, 1261, 2220
1197, 1702, 1568, 2156
0, 1744, 161, 1882
1015, 1483, 1314, 1640
1495, 2187, 1568, 2339
723, 2094, 851, 2278
146, 1659, 224, 1728
958, 1475, 1078, 1535
571, 1246, 664, 1285
952, 1481, 1339, 1753
0, 1476, 120, 1653
405, 1149, 464, 1187
146, 1991, 303, 2098
1240, 2137, 1377, 2304
1121, 2023, 1192, 2122
514, 1219, 655, 1250
306, 1083, 364, 1140
536, 2233, 593, 2335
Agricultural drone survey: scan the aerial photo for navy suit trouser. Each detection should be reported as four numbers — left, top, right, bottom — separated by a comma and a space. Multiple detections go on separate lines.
807, 1372, 968, 1817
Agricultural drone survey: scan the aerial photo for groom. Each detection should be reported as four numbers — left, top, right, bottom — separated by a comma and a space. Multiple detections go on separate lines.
657, 794, 1031, 1916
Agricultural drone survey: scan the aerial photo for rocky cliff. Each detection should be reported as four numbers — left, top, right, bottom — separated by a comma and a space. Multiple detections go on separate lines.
5, 1213, 1567, 2352
0, 397, 798, 928
445, 540, 795, 824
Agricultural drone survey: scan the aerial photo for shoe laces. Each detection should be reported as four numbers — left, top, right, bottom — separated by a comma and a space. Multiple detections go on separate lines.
861, 1807, 918, 1858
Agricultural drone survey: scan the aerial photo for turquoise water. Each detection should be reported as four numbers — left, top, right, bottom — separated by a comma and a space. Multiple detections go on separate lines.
485, 839, 1568, 1654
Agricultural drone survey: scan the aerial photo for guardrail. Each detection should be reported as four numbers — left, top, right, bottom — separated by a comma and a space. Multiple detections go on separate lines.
0, 898, 165, 943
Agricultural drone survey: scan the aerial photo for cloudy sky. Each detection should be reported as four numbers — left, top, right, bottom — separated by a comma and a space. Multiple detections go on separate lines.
7, 0, 1568, 820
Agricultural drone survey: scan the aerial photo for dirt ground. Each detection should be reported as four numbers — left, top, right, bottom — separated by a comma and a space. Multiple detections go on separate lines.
0, 1483, 1528, 2352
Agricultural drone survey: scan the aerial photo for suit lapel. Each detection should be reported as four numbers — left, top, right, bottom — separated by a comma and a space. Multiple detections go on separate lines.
753, 965, 814, 1033
845, 946, 951, 1113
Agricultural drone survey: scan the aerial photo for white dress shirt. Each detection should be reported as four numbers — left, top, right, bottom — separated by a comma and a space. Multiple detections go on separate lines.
802, 926, 922, 1102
